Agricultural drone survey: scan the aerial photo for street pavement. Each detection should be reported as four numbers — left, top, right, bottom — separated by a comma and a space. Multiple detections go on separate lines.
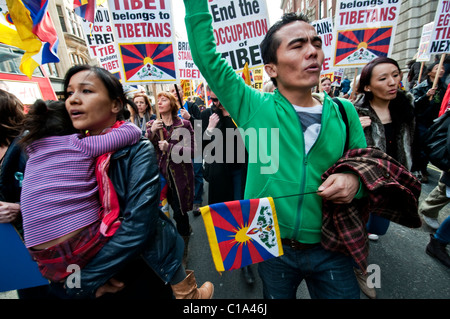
1, 165, 449, 300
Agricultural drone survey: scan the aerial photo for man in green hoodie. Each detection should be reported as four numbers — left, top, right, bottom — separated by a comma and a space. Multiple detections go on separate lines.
183, 1, 367, 298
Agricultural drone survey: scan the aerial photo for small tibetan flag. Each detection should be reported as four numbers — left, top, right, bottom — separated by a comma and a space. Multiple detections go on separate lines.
159, 174, 168, 207
200, 197, 283, 273
73, 0, 96, 23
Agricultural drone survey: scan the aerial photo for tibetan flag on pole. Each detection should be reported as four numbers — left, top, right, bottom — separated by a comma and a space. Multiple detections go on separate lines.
4, 0, 59, 78
159, 173, 169, 217
73, 0, 96, 23
194, 82, 203, 96
200, 197, 283, 273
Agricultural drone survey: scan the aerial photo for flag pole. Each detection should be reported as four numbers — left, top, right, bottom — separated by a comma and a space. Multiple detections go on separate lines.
174, 83, 184, 110
417, 61, 425, 85
203, 79, 208, 108
152, 83, 165, 144
429, 54, 446, 101
350, 67, 358, 100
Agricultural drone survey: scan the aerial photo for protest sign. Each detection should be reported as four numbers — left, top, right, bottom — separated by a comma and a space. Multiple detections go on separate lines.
81, 7, 121, 75
177, 40, 201, 80
417, 22, 434, 62
334, 68, 345, 86
251, 67, 263, 90
208, 0, 269, 72
427, 0, 450, 55
332, 0, 402, 68
107, 0, 177, 84
321, 68, 345, 86
312, 17, 334, 74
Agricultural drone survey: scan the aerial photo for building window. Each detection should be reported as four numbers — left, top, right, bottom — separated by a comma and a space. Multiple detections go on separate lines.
286, 0, 292, 12
327, 0, 332, 17
319, 0, 324, 19
43, 63, 59, 77
56, 5, 67, 32
0, 44, 43, 76
70, 53, 88, 66
66, 8, 83, 38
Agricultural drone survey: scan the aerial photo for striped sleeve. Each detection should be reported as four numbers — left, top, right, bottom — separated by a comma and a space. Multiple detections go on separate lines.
73, 122, 141, 157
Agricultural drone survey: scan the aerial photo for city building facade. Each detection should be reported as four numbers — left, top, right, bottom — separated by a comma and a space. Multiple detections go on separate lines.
46, 0, 94, 98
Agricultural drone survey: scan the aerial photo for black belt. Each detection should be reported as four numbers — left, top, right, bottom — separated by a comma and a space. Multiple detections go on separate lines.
281, 238, 320, 250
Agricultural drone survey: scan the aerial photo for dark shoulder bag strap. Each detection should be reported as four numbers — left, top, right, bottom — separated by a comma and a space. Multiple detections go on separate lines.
332, 97, 350, 152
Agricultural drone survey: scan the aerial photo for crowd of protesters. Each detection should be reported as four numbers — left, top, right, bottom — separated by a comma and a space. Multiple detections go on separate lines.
1, 2, 449, 300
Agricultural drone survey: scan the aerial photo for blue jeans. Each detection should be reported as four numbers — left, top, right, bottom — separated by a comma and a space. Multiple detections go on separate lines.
258, 244, 359, 299
231, 168, 243, 200
193, 160, 204, 204
435, 216, 450, 244
366, 214, 390, 235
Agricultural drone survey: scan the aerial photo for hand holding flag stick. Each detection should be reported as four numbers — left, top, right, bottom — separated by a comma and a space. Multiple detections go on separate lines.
273, 190, 323, 198
151, 84, 166, 153
429, 54, 446, 101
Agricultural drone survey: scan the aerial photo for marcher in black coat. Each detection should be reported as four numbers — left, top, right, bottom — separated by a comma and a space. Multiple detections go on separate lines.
201, 90, 254, 284
411, 62, 446, 182
201, 91, 247, 204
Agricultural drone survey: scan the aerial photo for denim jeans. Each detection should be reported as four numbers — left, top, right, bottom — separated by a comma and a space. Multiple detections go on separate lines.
366, 214, 390, 235
193, 160, 204, 204
231, 168, 243, 200
435, 216, 450, 244
258, 244, 359, 299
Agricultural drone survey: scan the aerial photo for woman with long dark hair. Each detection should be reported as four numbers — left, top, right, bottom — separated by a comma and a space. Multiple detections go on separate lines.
22, 65, 212, 299
353, 57, 416, 298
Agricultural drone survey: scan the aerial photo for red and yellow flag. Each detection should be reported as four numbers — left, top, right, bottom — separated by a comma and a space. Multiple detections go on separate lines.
242, 62, 252, 86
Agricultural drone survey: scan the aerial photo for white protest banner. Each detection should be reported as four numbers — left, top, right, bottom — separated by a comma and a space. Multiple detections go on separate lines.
208, 0, 269, 72
417, 22, 434, 62
177, 40, 201, 80
107, 0, 177, 84
81, 7, 121, 75
427, 1, 450, 55
312, 17, 334, 74
81, 8, 114, 58
332, 0, 402, 68
96, 43, 121, 73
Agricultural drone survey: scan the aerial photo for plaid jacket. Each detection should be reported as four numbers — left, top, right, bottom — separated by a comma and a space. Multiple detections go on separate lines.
321, 147, 422, 272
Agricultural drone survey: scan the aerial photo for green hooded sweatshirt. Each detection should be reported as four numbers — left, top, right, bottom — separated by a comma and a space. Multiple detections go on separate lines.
184, 0, 367, 244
